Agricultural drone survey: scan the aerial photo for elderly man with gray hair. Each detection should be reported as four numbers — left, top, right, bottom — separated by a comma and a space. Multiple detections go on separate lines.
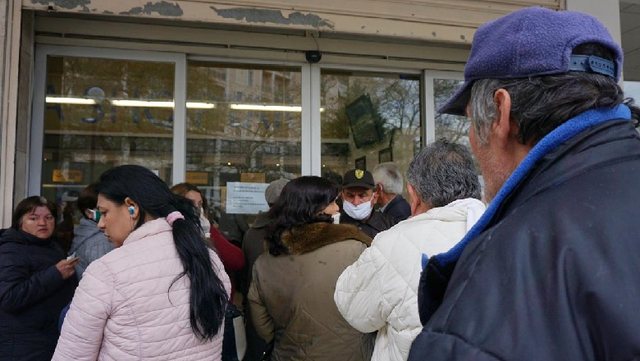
372, 163, 411, 224
410, 7, 640, 361
334, 139, 485, 361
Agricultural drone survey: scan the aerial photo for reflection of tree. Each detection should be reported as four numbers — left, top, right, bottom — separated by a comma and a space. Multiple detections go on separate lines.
434, 79, 470, 145
230, 114, 280, 169
321, 74, 420, 143
378, 80, 420, 136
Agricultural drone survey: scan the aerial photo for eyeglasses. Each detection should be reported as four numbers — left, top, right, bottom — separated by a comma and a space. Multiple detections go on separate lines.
88, 209, 101, 222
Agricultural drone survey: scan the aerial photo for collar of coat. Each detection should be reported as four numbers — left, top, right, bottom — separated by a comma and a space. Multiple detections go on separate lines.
430, 104, 632, 269
0, 227, 55, 246
281, 222, 372, 255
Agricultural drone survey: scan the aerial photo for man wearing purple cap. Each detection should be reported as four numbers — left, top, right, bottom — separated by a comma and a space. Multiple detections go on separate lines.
409, 6, 640, 361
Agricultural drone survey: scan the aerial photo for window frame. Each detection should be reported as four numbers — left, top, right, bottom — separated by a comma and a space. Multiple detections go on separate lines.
30, 45, 187, 194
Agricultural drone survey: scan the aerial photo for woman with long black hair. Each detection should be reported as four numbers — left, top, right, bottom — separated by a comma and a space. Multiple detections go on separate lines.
53, 165, 230, 360
248, 176, 374, 360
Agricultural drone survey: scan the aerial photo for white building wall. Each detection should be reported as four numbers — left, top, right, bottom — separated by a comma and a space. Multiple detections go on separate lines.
567, 0, 622, 46
1, 0, 21, 227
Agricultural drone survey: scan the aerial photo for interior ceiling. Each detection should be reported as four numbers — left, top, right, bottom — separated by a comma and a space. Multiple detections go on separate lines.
621, 0, 640, 80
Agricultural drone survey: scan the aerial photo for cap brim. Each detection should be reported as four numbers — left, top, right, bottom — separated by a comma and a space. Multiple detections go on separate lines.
343, 182, 375, 189
438, 81, 473, 116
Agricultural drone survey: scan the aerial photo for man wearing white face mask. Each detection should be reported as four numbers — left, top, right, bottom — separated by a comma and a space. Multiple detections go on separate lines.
339, 169, 394, 238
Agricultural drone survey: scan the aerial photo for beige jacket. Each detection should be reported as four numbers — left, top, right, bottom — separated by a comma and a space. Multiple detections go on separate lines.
248, 222, 374, 361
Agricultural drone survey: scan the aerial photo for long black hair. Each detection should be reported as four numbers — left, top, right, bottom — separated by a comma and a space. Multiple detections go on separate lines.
266, 176, 339, 256
96, 165, 227, 340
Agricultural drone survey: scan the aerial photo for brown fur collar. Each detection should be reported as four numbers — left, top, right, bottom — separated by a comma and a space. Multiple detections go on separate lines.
281, 222, 372, 255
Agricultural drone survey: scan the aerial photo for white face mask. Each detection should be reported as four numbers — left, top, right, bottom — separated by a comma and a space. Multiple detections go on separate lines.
199, 208, 211, 238
343, 200, 373, 220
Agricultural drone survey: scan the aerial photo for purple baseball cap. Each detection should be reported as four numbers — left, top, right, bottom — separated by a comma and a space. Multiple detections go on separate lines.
439, 6, 623, 116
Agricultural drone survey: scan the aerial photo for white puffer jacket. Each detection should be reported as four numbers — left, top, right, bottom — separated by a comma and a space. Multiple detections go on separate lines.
52, 218, 231, 361
334, 198, 485, 361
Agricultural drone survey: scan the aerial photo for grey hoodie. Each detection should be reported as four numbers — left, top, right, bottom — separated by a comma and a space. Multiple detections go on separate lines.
69, 218, 114, 278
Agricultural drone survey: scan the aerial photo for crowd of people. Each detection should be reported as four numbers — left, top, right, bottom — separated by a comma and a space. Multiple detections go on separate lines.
1, 6, 640, 361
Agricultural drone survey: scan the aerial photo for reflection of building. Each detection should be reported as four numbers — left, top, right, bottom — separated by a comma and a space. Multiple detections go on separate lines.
0, 0, 627, 225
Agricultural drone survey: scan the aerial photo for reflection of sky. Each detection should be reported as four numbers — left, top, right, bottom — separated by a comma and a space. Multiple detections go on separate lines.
624, 81, 640, 102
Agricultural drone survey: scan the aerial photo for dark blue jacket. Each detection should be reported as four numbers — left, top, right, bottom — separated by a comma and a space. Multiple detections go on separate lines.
340, 209, 395, 239
382, 195, 411, 225
0, 228, 78, 361
409, 120, 640, 360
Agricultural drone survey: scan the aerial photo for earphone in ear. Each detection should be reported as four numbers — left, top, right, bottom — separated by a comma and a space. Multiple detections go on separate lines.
128, 206, 135, 215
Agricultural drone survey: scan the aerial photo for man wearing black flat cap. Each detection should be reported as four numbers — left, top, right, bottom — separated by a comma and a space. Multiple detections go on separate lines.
339, 169, 394, 239
409, 6, 640, 361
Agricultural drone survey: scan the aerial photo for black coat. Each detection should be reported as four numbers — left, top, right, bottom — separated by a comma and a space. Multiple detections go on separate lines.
382, 195, 411, 225
409, 120, 640, 361
340, 209, 395, 239
0, 228, 78, 361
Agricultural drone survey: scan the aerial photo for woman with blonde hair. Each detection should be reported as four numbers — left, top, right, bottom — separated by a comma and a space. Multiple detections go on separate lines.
170, 182, 244, 272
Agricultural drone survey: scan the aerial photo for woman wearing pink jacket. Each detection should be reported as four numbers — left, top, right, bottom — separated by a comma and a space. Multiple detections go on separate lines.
53, 165, 231, 360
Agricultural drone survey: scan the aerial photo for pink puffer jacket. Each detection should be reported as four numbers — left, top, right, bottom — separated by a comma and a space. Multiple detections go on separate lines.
52, 218, 231, 361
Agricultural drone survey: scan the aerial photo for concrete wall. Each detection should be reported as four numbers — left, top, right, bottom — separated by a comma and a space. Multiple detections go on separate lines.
567, 0, 621, 44
14, 12, 34, 210
1, 0, 21, 227
23, 0, 563, 45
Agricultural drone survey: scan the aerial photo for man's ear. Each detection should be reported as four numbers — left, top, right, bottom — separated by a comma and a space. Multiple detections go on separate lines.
370, 189, 380, 205
407, 183, 421, 216
491, 88, 514, 147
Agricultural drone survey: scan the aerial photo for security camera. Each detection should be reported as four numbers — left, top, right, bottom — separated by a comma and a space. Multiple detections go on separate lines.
305, 51, 322, 64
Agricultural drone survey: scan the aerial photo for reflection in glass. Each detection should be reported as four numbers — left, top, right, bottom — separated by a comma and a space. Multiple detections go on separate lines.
186, 62, 302, 230
434, 79, 470, 146
42, 56, 175, 208
321, 70, 421, 187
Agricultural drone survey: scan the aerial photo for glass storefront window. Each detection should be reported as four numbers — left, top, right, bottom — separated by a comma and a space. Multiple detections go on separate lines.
41, 55, 175, 248
434, 78, 470, 146
186, 62, 302, 242
320, 70, 421, 186
433, 77, 484, 194
42, 55, 175, 205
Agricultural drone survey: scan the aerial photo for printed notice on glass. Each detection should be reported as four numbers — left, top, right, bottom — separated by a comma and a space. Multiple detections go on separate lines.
226, 182, 270, 214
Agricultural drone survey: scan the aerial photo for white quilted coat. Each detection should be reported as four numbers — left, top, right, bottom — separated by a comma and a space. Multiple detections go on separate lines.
52, 218, 231, 361
334, 198, 486, 361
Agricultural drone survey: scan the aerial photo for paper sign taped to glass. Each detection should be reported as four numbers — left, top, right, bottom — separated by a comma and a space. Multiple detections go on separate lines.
225, 182, 270, 214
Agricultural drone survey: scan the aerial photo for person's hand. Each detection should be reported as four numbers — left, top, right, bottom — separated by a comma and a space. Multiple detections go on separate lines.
55, 258, 79, 279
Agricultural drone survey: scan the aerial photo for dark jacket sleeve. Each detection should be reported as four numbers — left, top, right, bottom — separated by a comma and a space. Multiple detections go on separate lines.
408, 330, 502, 361
0, 244, 65, 312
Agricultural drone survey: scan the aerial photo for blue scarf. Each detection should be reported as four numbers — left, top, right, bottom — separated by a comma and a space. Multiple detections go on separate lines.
424, 104, 632, 269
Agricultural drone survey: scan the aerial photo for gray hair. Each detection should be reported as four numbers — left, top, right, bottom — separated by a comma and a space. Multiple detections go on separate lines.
406, 139, 480, 208
468, 43, 629, 145
372, 162, 404, 194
